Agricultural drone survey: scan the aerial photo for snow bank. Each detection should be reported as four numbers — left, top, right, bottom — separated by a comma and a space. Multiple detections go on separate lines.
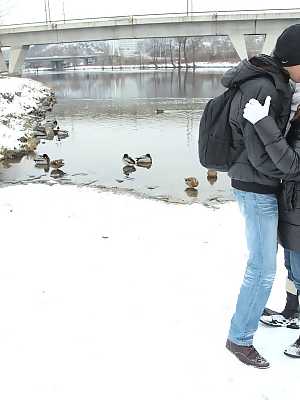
0, 183, 297, 400
0, 77, 55, 157
48, 61, 238, 73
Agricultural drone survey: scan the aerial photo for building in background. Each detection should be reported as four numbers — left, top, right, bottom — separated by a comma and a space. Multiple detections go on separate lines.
109, 39, 139, 57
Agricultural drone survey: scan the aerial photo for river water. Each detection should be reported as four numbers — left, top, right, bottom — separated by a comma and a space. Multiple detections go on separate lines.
2, 69, 232, 205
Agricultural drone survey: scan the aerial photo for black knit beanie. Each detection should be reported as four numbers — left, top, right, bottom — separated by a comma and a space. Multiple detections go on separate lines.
273, 24, 300, 67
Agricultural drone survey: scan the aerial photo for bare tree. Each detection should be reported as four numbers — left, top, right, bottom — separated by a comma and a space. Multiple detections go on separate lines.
190, 38, 198, 69
168, 39, 176, 69
176, 37, 184, 69
182, 37, 188, 68
137, 40, 145, 69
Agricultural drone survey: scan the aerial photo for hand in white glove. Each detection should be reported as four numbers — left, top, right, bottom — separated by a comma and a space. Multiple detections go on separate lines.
243, 96, 271, 125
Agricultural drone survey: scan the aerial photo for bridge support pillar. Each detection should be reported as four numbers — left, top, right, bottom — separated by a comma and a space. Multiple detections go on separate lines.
262, 33, 277, 56
9, 45, 29, 76
228, 33, 248, 60
0, 48, 8, 73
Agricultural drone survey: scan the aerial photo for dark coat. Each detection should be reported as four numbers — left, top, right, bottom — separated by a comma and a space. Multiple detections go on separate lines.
222, 55, 293, 188
254, 115, 300, 251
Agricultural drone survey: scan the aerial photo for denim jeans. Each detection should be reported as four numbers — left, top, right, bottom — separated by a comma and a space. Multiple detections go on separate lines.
228, 189, 278, 346
285, 249, 300, 293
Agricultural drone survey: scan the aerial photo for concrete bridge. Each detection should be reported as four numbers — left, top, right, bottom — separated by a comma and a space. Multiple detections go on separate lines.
24, 55, 100, 70
1, 8, 300, 75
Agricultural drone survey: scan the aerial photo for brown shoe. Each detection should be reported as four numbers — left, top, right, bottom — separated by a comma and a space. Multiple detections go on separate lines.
226, 339, 270, 369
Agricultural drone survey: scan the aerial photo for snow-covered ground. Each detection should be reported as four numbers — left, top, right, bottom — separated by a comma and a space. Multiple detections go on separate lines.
0, 77, 54, 156
0, 183, 297, 400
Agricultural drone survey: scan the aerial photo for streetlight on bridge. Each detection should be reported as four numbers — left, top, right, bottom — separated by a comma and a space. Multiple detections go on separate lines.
43, 0, 51, 23
186, 1, 193, 16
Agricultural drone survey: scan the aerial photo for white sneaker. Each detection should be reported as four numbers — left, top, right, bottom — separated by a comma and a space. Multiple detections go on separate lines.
260, 314, 300, 329
284, 337, 300, 358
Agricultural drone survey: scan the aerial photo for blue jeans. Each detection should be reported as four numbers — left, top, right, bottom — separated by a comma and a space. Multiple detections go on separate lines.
285, 249, 300, 293
228, 189, 278, 346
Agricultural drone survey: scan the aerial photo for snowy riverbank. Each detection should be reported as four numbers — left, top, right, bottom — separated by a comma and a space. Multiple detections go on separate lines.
0, 183, 297, 400
0, 77, 55, 159
25, 61, 238, 74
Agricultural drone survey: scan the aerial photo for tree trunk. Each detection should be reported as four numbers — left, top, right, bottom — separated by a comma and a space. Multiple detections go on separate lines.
169, 41, 176, 69
152, 42, 159, 69
177, 40, 182, 69
192, 40, 196, 70
183, 37, 188, 68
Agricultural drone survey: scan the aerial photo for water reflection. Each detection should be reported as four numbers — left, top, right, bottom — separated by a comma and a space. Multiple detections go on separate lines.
50, 169, 66, 179
0, 69, 232, 205
185, 188, 198, 198
29, 69, 224, 101
123, 165, 136, 176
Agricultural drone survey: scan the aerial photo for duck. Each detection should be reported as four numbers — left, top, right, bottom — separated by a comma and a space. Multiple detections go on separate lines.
185, 177, 199, 188
156, 109, 164, 114
33, 130, 46, 137
51, 159, 65, 169
207, 170, 217, 179
54, 129, 69, 139
34, 154, 49, 166
122, 153, 135, 165
34, 154, 64, 169
207, 170, 218, 185
136, 153, 152, 167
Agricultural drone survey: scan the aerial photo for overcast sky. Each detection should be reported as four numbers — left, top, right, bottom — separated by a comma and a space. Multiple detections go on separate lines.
3, 0, 300, 24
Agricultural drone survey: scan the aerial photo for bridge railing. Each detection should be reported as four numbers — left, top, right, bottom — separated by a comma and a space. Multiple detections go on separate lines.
1, 8, 300, 28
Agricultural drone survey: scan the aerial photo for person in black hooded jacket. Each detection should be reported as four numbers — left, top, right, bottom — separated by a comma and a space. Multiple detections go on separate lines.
224, 24, 300, 369
259, 89, 300, 332
243, 84, 300, 358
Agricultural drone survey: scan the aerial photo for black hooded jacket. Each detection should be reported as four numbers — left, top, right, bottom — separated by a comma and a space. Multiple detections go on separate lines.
251, 115, 300, 251
247, 93, 300, 250
222, 55, 293, 193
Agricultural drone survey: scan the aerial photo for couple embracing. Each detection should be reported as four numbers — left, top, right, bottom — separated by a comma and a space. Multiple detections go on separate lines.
223, 24, 300, 368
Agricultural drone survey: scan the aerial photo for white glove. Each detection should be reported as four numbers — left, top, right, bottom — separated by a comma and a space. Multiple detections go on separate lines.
243, 96, 271, 125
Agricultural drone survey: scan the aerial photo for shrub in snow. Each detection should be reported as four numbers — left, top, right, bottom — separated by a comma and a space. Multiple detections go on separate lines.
0, 77, 55, 160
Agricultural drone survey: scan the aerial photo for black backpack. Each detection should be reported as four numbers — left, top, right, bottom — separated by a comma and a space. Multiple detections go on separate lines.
198, 75, 278, 172
198, 86, 241, 172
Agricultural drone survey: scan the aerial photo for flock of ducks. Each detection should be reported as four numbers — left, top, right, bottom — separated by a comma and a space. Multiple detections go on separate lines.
185, 170, 218, 188
184, 170, 218, 197
33, 119, 67, 179
34, 153, 65, 178
122, 151, 218, 196
122, 153, 152, 176
122, 153, 152, 167
31, 118, 218, 190
34, 154, 64, 169
34, 120, 69, 140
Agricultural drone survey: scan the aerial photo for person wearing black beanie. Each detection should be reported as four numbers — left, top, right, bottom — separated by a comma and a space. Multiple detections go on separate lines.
240, 24, 300, 362
224, 23, 300, 369
273, 24, 300, 82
